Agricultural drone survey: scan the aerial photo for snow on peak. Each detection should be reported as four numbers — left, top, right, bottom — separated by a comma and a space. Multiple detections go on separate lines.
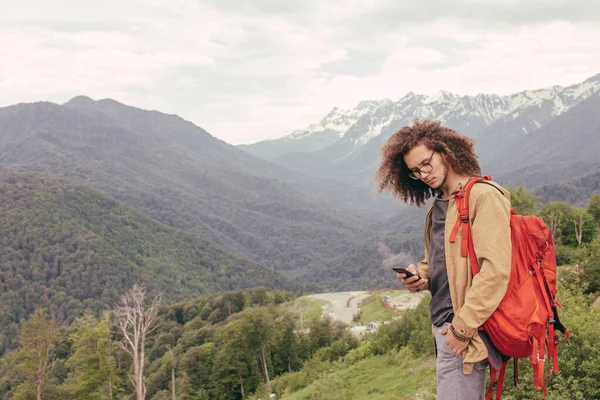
289, 99, 393, 140
355, 114, 396, 146
584, 73, 600, 83
424, 90, 456, 104
356, 99, 392, 113
285, 72, 600, 147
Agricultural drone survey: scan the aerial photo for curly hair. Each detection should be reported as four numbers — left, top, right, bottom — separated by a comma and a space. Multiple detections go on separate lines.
376, 120, 481, 206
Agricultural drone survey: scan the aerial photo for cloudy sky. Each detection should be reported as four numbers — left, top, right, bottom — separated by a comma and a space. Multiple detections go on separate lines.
2, 1, 600, 144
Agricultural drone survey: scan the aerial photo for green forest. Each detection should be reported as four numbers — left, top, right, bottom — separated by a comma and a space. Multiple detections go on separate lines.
1, 177, 600, 399
0, 171, 294, 354
1, 272, 599, 400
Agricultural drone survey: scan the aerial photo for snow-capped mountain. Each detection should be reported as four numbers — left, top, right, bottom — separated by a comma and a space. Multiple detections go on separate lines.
486, 90, 600, 189
240, 73, 600, 186
291, 100, 392, 140
238, 100, 392, 161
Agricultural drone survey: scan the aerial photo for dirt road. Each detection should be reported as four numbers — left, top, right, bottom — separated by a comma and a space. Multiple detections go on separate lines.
308, 291, 370, 324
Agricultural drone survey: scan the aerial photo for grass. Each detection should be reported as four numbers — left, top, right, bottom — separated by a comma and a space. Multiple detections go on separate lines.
356, 291, 405, 325
289, 297, 327, 329
279, 348, 437, 400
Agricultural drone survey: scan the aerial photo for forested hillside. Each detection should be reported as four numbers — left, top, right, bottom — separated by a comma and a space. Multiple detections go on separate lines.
3, 96, 599, 294
0, 99, 379, 274
0, 170, 292, 354
0, 286, 358, 400
292, 227, 425, 291
2, 269, 599, 400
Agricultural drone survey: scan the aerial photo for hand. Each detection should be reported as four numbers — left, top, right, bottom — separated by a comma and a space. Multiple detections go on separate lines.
439, 325, 469, 355
397, 264, 428, 293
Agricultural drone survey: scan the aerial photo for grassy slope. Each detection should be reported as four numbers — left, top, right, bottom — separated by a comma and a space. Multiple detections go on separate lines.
356, 291, 401, 325
286, 297, 328, 329
281, 349, 436, 400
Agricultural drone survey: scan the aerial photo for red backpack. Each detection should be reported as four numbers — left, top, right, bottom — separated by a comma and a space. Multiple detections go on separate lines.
449, 176, 570, 400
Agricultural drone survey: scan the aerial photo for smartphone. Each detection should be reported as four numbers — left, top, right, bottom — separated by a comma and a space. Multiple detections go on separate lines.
392, 266, 421, 281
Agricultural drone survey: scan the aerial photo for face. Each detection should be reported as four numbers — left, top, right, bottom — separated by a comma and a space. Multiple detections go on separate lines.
403, 143, 447, 189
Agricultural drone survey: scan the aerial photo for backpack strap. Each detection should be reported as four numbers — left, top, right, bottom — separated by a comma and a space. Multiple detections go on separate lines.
486, 361, 508, 400
552, 305, 570, 341
514, 358, 520, 387
449, 176, 493, 275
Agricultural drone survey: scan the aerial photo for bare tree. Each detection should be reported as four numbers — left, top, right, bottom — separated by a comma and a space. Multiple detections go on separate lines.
547, 213, 560, 242
574, 213, 584, 248
166, 345, 176, 400
113, 284, 162, 400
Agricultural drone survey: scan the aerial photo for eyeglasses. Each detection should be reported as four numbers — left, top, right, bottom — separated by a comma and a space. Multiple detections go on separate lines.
408, 150, 435, 180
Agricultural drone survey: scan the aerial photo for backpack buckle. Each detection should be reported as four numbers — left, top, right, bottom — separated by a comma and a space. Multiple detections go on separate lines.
537, 354, 546, 363
459, 213, 469, 223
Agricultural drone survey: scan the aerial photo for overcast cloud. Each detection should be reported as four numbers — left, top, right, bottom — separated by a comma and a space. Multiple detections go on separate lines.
2, 0, 600, 144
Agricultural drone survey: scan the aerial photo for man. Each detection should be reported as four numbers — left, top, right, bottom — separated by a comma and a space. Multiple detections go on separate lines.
376, 120, 511, 400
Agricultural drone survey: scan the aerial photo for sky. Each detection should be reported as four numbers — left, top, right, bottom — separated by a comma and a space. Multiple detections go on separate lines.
2, 1, 600, 145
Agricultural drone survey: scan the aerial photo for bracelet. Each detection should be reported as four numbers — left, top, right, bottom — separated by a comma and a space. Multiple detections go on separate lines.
449, 325, 470, 342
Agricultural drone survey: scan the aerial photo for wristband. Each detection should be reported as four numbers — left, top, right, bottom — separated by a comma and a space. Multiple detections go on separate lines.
449, 324, 470, 342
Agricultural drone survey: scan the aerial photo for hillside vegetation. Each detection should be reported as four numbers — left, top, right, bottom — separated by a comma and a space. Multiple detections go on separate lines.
0, 170, 291, 354
1, 203, 600, 398
0, 100, 372, 274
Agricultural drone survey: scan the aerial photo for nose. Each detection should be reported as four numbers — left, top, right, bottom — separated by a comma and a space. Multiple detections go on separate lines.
419, 170, 432, 180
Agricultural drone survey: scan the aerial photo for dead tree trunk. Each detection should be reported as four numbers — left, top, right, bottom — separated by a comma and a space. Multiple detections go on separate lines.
574, 214, 584, 248
238, 372, 245, 399
113, 284, 161, 400
261, 345, 270, 386
548, 213, 560, 242
167, 345, 176, 400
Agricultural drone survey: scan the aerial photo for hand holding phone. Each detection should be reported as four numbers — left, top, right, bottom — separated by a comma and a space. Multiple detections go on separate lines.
393, 264, 427, 293
392, 266, 421, 281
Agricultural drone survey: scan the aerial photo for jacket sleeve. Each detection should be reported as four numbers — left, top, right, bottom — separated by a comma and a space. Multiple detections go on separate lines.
417, 208, 432, 291
417, 255, 430, 291
451, 188, 512, 338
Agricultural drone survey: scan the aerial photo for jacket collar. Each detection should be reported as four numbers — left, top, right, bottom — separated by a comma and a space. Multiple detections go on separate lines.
451, 182, 464, 197
450, 177, 480, 197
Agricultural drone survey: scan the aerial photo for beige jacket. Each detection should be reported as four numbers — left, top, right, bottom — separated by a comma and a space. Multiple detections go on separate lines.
418, 179, 512, 374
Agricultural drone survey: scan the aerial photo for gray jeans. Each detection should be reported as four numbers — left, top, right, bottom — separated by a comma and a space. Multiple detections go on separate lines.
434, 322, 488, 400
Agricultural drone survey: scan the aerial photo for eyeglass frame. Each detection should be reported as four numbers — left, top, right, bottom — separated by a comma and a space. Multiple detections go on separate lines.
407, 150, 435, 180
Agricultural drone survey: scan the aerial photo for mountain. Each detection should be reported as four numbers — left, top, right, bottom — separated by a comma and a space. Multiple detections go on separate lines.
290, 203, 430, 291
238, 101, 391, 160
0, 170, 292, 352
249, 75, 600, 289
241, 74, 600, 189
535, 167, 600, 206
0, 98, 388, 274
477, 73, 600, 163
485, 91, 600, 189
